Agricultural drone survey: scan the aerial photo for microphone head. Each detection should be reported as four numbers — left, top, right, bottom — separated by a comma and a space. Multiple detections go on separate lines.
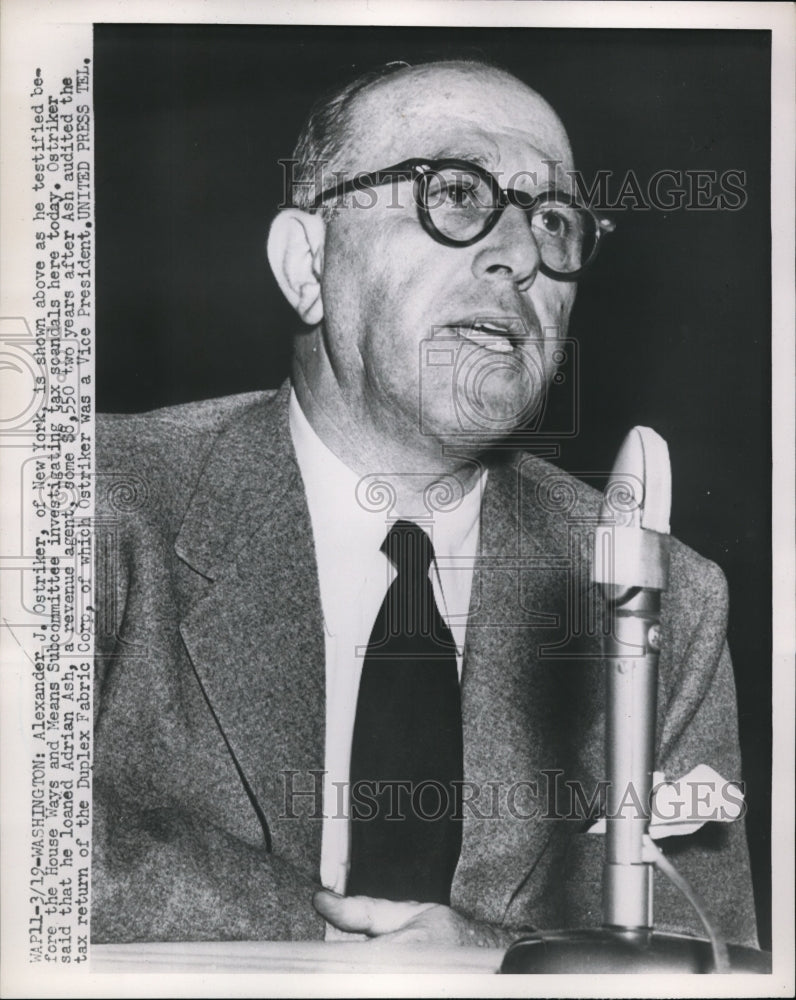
600, 426, 671, 534
593, 427, 672, 595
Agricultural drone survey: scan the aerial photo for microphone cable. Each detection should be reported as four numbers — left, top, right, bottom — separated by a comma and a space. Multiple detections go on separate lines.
643, 834, 731, 973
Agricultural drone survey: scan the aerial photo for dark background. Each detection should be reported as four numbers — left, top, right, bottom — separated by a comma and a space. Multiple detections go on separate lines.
93, 24, 772, 948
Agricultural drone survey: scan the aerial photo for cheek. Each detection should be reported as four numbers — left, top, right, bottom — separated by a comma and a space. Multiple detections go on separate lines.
320, 226, 384, 350
326, 216, 435, 340
531, 280, 576, 329
558, 286, 577, 325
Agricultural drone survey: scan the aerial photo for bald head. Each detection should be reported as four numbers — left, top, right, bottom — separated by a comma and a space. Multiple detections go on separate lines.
348, 62, 572, 170
291, 60, 574, 209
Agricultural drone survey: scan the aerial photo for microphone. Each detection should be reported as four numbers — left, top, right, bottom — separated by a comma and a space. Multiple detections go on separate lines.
500, 428, 771, 974
595, 426, 670, 933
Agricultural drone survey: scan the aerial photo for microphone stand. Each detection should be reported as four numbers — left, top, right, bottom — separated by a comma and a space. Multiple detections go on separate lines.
500, 428, 770, 974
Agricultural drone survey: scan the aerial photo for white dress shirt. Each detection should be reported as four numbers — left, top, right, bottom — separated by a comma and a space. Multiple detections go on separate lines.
288, 389, 485, 904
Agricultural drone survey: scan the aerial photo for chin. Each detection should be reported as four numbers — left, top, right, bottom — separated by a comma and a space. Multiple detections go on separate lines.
416, 362, 544, 450
455, 378, 542, 432
419, 404, 530, 458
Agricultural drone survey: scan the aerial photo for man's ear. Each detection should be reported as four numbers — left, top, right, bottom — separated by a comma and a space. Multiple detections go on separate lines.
266, 209, 326, 326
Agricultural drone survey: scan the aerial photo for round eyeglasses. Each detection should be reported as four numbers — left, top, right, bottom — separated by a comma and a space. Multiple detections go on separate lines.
312, 157, 616, 281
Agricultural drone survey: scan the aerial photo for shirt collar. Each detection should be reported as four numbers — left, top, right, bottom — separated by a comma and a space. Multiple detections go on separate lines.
289, 386, 487, 626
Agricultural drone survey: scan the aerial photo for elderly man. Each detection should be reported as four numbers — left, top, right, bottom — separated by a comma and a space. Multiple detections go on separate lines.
92, 60, 757, 948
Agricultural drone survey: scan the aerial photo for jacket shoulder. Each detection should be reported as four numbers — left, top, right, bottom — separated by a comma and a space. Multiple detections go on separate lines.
95, 390, 278, 523
513, 450, 727, 596
97, 391, 273, 451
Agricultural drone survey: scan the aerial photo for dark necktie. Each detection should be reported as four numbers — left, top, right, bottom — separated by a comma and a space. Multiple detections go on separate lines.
347, 519, 463, 904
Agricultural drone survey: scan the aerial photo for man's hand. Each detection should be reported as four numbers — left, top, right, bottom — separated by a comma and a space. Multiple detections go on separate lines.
313, 889, 517, 948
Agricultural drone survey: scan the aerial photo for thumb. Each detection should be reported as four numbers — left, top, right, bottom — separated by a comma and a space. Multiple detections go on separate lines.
313, 890, 436, 935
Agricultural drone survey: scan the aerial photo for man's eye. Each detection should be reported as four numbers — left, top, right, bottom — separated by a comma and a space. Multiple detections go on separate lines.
443, 181, 477, 208
533, 208, 570, 237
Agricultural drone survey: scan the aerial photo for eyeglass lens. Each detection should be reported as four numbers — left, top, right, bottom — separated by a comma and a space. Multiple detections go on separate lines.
422, 166, 596, 274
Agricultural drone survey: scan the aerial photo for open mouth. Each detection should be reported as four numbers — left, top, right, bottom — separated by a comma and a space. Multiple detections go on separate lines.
452, 320, 519, 352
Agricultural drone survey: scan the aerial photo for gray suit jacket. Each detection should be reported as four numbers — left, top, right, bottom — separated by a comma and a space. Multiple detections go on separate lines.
92, 382, 757, 946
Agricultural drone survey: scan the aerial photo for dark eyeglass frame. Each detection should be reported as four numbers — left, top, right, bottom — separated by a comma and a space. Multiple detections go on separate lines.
312, 157, 616, 281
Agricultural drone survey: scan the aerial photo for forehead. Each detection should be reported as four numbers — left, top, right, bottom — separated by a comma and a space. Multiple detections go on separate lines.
342, 64, 574, 177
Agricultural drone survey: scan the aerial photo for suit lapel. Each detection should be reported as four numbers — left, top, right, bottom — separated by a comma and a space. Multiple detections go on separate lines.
453, 455, 604, 924
176, 383, 325, 877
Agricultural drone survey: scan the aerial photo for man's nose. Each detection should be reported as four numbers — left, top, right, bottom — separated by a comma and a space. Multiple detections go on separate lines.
470, 205, 541, 290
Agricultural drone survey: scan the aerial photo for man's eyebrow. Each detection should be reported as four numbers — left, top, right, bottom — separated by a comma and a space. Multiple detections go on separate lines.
424, 150, 552, 195
428, 148, 493, 169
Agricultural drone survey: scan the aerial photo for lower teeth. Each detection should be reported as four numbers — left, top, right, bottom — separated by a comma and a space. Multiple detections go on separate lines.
458, 327, 513, 351
471, 330, 512, 351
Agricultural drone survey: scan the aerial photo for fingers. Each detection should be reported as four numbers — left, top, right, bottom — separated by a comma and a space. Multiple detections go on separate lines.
312, 889, 436, 936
